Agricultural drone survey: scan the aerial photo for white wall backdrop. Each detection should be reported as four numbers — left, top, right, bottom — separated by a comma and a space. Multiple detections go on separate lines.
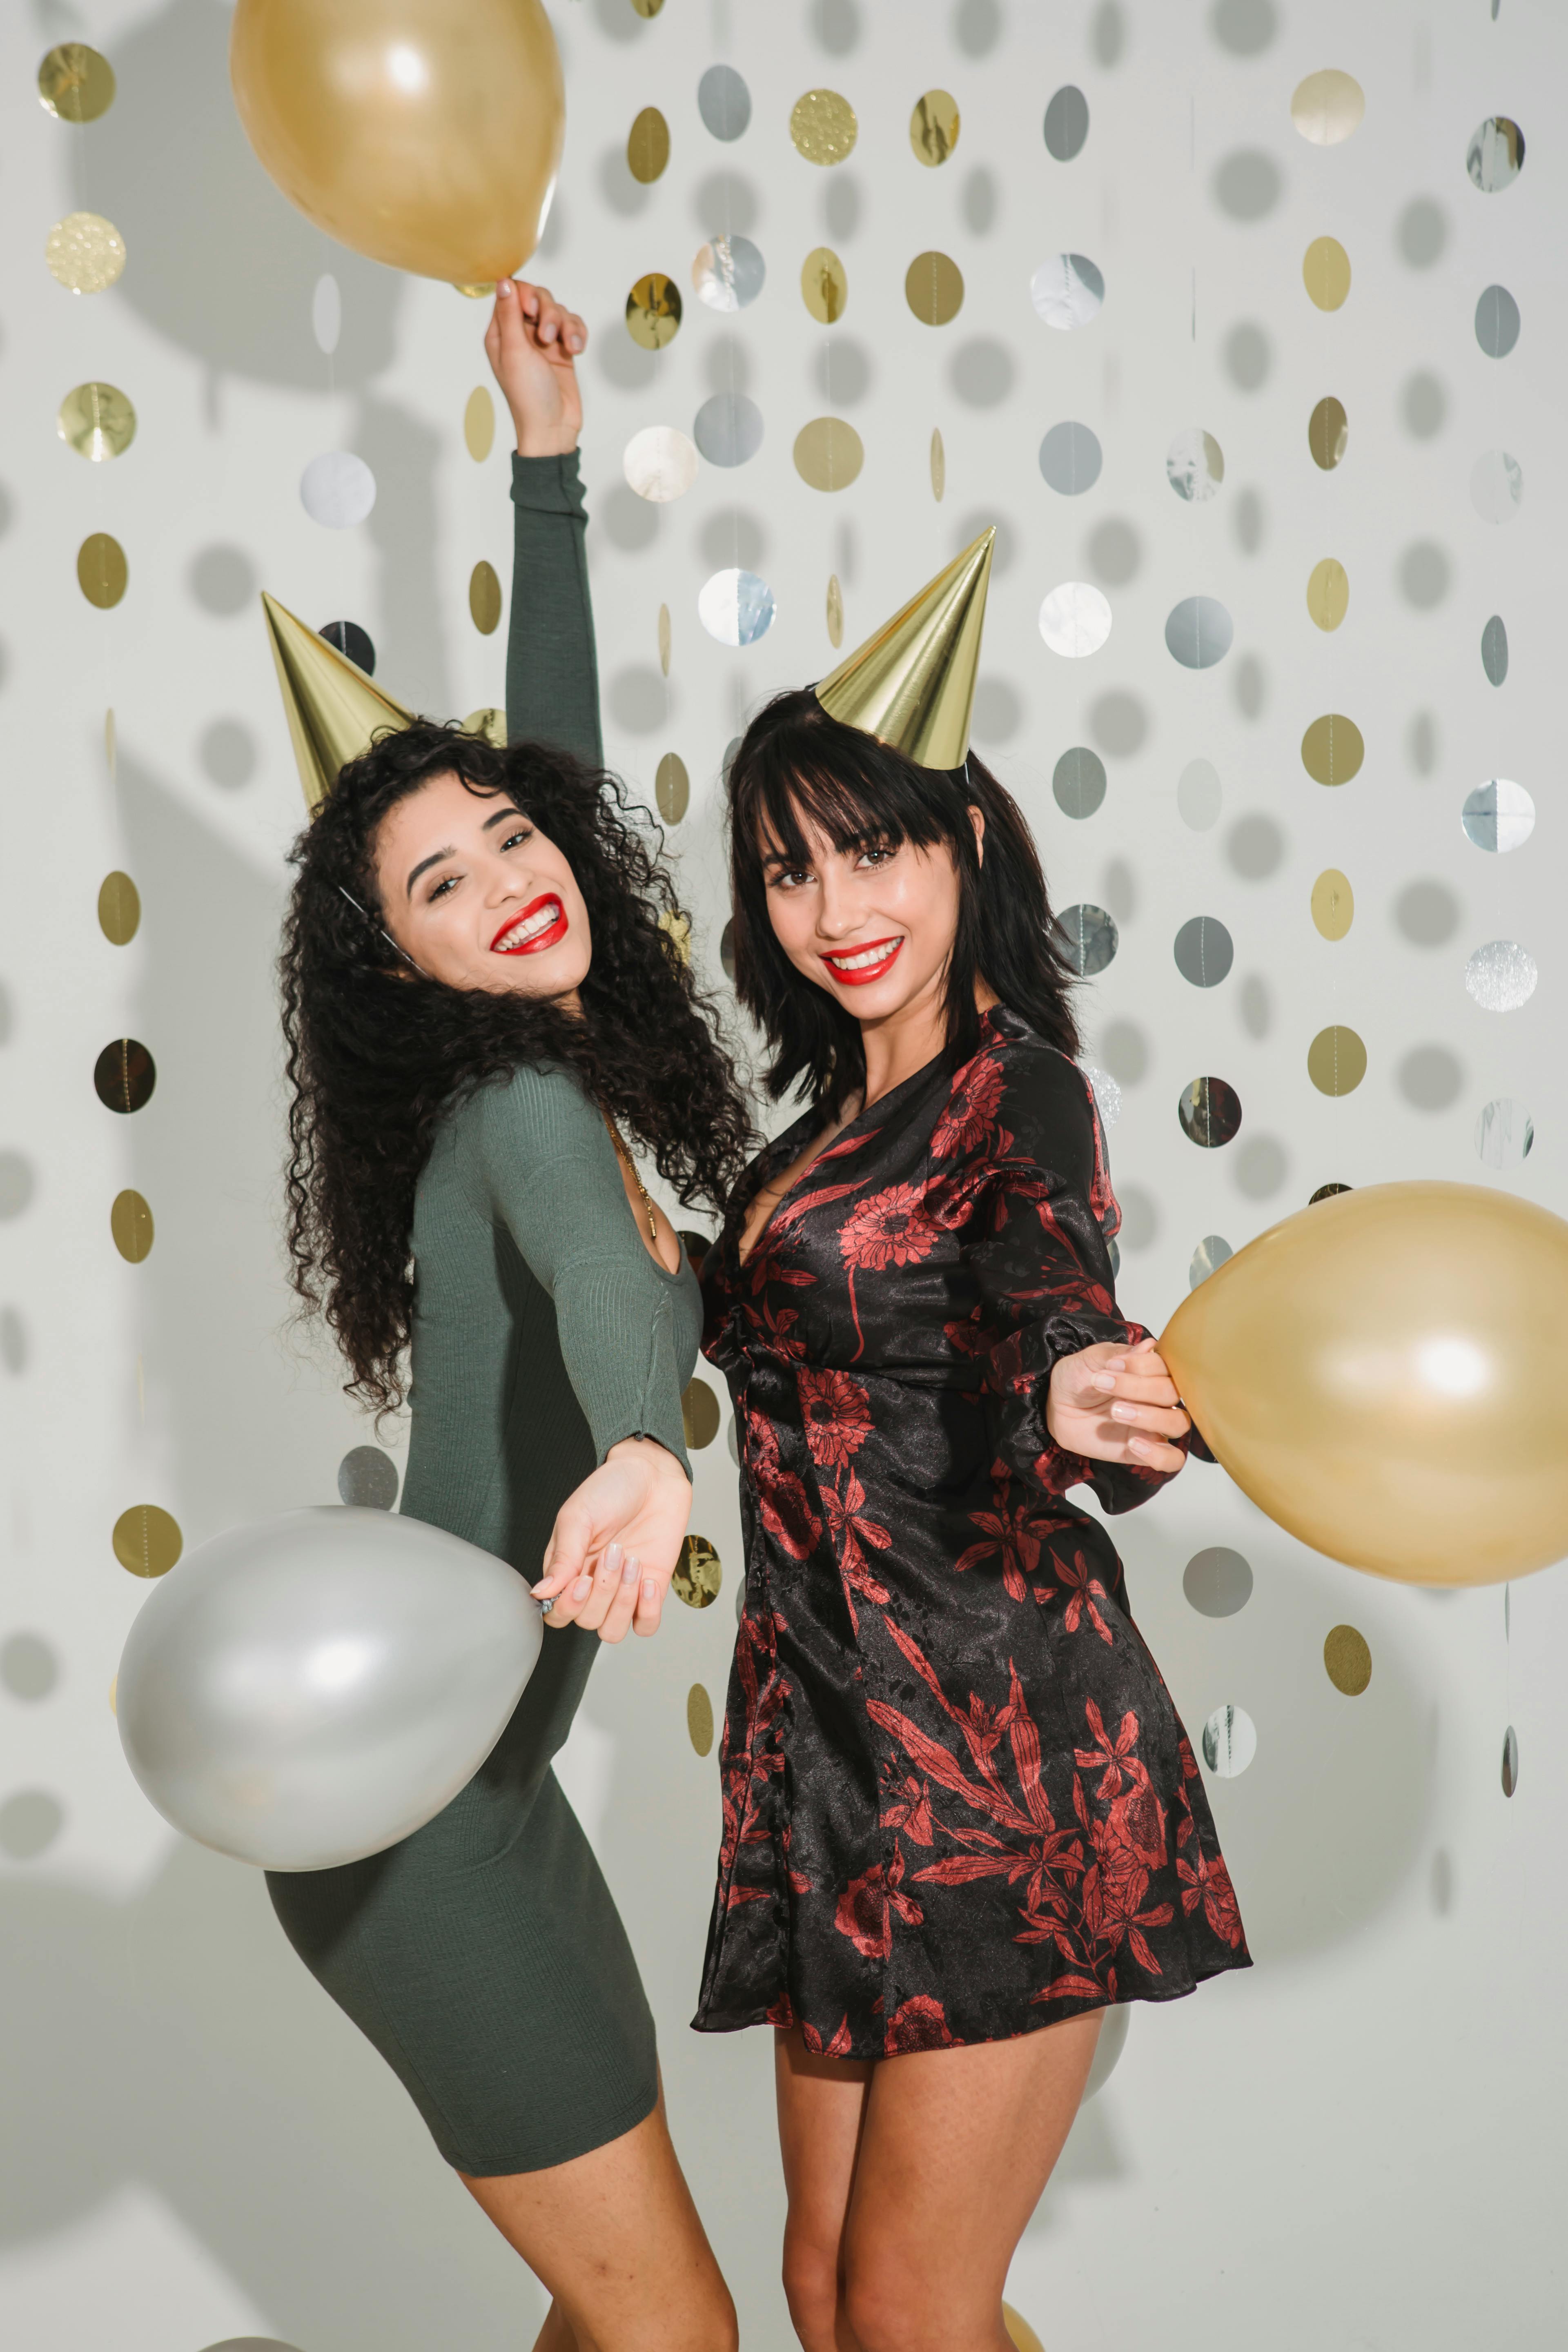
2, 2, 1565, 2347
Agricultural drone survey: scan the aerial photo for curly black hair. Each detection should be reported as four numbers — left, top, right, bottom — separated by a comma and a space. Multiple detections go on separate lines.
726, 688, 1080, 1120
280, 719, 752, 1414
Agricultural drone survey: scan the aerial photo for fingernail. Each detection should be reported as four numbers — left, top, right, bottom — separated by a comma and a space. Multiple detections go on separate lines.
572, 1576, 592, 1599
621, 1551, 639, 1585
1090, 1372, 1118, 1391
605, 1541, 623, 1575
642, 1577, 658, 1604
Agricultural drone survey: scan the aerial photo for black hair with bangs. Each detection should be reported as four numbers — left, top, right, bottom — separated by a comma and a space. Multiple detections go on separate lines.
726, 686, 1080, 1120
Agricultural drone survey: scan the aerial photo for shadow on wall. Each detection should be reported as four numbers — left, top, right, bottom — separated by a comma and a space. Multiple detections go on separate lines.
86, 0, 456, 716
116, 753, 345, 1539
1118, 1503, 1439, 1970
0, 1843, 540, 2352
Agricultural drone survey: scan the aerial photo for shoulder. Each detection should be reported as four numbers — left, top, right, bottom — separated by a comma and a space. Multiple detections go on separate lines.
448, 1060, 608, 1174
933, 1019, 1097, 1183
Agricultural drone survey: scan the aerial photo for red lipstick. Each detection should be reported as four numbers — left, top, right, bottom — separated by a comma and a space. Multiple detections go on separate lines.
492, 894, 568, 955
820, 935, 904, 987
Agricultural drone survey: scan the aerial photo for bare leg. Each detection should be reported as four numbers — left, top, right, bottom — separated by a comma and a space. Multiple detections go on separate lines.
773, 2012, 1102, 2352
774, 2029, 874, 2350
461, 2082, 737, 2352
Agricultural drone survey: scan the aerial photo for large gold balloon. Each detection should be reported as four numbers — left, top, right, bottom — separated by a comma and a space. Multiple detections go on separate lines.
230, 0, 564, 285
1160, 1183, 1568, 1586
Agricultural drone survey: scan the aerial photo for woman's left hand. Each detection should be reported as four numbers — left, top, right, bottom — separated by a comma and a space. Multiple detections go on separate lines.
531, 1437, 693, 1643
1045, 1336, 1190, 1474
484, 278, 588, 458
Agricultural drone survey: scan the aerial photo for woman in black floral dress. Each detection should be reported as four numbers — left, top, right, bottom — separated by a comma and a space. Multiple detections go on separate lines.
693, 549, 1248, 2352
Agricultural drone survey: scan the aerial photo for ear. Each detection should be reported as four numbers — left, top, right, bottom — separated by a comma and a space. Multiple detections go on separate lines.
968, 803, 986, 867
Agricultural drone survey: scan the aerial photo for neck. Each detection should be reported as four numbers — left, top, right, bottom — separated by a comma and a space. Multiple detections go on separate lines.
857, 973, 998, 1109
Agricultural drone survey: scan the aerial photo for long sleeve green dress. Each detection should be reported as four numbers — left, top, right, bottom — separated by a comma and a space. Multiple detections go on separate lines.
267, 453, 704, 2177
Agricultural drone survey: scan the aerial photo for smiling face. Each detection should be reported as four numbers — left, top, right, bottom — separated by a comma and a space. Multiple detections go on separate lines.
760, 807, 978, 1033
370, 770, 592, 1000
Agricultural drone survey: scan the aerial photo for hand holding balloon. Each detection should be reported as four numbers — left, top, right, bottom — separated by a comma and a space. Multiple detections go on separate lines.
486, 279, 588, 459
1046, 1336, 1191, 1474
533, 1437, 693, 1643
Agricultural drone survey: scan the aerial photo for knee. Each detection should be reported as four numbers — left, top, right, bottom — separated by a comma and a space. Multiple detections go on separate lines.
842, 2253, 945, 2352
782, 2226, 844, 2351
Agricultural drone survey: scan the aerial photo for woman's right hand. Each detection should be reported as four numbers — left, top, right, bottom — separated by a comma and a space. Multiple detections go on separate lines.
484, 278, 588, 458
531, 1437, 693, 1643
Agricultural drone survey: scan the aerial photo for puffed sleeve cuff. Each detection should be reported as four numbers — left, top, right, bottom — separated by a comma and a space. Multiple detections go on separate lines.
510, 448, 588, 520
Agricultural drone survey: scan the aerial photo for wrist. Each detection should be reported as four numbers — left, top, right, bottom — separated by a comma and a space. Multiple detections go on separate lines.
513, 425, 579, 460
607, 1434, 690, 1485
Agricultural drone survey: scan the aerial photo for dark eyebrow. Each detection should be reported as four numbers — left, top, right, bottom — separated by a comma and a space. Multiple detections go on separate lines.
481, 804, 528, 833
405, 846, 455, 898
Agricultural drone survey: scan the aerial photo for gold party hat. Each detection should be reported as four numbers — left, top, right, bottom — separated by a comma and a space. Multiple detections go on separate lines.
815, 527, 996, 771
261, 592, 416, 812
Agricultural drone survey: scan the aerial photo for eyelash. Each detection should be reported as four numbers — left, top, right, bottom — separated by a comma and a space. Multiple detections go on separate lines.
770, 845, 895, 890
425, 824, 532, 902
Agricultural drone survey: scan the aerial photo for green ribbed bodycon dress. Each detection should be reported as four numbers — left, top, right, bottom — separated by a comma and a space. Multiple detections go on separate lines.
267, 453, 702, 2176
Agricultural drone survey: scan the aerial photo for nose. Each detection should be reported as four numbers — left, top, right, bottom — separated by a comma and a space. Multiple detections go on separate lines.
814, 861, 860, 940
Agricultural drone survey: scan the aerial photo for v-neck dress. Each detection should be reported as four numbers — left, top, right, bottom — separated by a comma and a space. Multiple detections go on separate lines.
693, 1007, 1249, 2059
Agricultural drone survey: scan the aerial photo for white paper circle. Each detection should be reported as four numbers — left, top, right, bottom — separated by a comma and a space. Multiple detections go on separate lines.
311, 273, 341, 356
1038, 581, 1111, 657
698, 568, 775, 647
300, 451, 376, 529
623, 425, 699, 503
1465, 940, 1537, 1012
693, 235, 766, 312
1030, 253, 1105, 330
1469, 448, 1523, 525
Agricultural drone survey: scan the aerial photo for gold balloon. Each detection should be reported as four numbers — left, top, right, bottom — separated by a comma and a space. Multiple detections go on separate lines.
1161, 1183, 1568, 1586
229, 0, 564, 284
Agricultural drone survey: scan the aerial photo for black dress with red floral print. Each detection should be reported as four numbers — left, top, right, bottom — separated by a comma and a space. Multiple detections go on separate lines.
693, 1006, 1248, 2060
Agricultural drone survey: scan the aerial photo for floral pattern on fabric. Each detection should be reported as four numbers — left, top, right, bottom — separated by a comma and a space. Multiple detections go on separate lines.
694, 1008, 1249, 2056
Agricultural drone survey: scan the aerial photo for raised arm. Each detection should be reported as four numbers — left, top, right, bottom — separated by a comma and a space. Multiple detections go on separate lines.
484, 279, 603, 768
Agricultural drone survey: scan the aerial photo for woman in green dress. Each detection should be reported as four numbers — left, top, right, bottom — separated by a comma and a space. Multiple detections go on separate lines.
270, 282, 746, 2352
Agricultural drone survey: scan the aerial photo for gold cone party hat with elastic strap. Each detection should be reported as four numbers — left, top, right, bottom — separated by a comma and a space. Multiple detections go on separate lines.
261, 592, 416, 812
815, 526, 996, 772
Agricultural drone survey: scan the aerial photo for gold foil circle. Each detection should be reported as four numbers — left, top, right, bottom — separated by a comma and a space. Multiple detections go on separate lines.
1323, 1624, 1372, 1695
687, 1682, 715, 1756
110, 1189, 154, 1264
1290, 69, 1365, 147
1301, 713, 1364, 787
629, 0, 665, 15
910, 89, 961, 167
463, 706, 507, 747
39, 42, 117, 122
681, 1375, 720, 1446
791, 89, 858, 166
463, 387, 495, 462
1303, 236, 1352, 312
657, 753, 690, 825
46, 211, 125, 294
97, 871, 140, 944
469, 561, 502, 635
1307, 1025, 1367, 1097
628, 105, 671, 185
113, 1504, 183, 1578
930, 428, 945, 500
452, 283, 493, 300
1310, 869, 1354, 940
827, 574, 844, 648
1306, 558, 1349, 631
793, 416, 864, 492
78, 533, 128, 609
801, 247, 848, 323
58, 380, 136, 460
659, 909, 691, 965
906, 252, 964, 326
626, 273, 682, 348
1004, 2307, 1046, 2352
673, 1534, 722, 1607
1308, 395, 1348, 470
658, 602, 672, 676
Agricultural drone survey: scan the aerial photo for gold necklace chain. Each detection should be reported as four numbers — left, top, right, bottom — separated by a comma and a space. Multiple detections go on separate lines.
601, 1111, 658, 1244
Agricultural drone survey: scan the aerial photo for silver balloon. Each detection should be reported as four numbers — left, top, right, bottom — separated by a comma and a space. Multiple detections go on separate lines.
117, 1508, 541, 1871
